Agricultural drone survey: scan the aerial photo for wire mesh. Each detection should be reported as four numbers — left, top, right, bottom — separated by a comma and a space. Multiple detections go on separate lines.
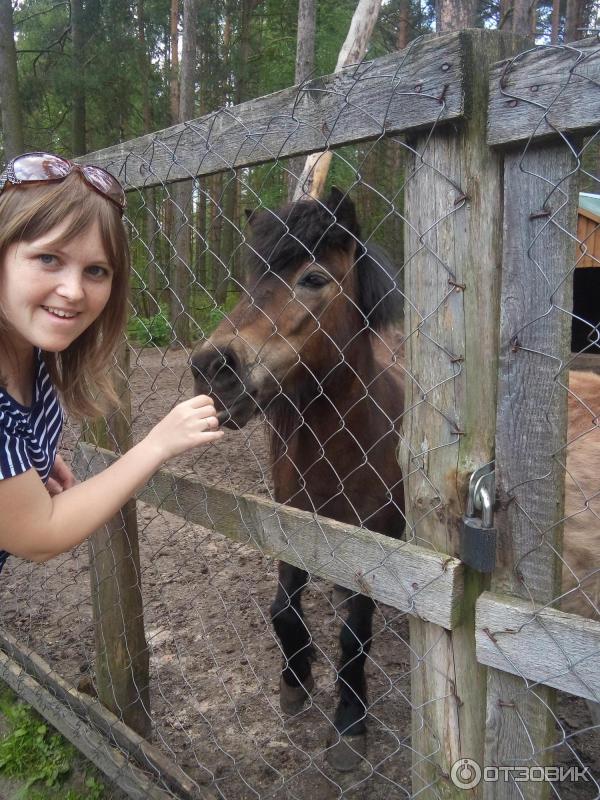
0, 33, 599, 800
467, 36, 600, 799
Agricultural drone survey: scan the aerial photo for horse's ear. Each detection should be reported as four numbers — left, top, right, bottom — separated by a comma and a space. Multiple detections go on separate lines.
325, 186, 359, 235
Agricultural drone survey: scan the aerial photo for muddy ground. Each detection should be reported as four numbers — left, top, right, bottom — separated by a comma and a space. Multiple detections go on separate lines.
0, 347, 598, 799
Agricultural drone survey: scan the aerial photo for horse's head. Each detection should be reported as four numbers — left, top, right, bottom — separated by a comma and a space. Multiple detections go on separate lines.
191, 188, 400, 428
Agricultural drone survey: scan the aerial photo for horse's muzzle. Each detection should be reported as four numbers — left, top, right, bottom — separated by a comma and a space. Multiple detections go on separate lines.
190, 343, 258, 429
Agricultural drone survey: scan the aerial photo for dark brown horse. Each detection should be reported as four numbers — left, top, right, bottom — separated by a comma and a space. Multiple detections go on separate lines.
191, 187, 405, 770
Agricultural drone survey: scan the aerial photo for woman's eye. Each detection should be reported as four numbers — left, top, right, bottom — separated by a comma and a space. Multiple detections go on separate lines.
38, 254, 56, 265
299, 272, 330, 288
86, 265, 110, 279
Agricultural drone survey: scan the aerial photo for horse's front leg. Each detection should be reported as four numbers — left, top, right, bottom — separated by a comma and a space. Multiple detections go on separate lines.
328, 592, 374, 771
270, 561, 315, 714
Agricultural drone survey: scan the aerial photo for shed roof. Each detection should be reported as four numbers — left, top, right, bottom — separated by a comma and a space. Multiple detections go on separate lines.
579, 192, 600, 217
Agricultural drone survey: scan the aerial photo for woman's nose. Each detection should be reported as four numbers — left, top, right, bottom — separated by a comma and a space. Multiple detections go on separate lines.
56, 270, 85, 302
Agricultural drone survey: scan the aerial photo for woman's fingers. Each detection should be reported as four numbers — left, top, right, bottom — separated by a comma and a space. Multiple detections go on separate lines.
202, 429, 224, 442
196, 405, 218, 419
146, 394, 224, 462
189, 393, 216, 410
46, 477, 63, 496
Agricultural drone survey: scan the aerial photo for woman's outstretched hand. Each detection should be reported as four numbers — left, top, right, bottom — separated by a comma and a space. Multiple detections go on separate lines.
145, 394, 224, 462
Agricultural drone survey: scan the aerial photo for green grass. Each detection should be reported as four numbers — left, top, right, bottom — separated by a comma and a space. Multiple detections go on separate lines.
127, 295, 241, 347
0, 683, 105, 800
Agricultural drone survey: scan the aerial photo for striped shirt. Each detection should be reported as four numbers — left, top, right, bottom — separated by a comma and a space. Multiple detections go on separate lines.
0, 349, 63, 573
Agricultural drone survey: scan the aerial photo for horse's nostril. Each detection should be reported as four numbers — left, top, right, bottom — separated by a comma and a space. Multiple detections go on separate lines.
217, 348, 240, 379
190, 361, 201, 380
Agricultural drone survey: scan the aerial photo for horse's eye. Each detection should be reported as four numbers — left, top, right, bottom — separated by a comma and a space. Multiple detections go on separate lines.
298, 272, 330, 289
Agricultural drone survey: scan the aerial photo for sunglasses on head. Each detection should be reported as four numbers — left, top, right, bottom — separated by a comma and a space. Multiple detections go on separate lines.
0, 152, 126, 215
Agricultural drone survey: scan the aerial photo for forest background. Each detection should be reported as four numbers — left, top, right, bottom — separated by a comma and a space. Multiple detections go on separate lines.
0, 0, 599, 342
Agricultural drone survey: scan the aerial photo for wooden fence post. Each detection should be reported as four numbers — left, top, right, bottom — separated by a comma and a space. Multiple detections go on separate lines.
402, 29, 527, 798
481, 144, 578, 800
84, 341, 151, 739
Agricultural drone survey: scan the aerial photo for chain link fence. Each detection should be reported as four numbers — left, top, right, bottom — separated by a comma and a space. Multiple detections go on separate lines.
0, 29, 599, 800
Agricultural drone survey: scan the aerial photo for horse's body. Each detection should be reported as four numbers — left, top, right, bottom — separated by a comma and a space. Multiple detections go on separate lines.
191, 188, 600, 764
191, 188, 404, 768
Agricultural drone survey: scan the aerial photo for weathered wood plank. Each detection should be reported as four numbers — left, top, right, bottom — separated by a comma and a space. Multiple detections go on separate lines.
84, 342, 151, 740
401, 29, 527, 800
0, 628, 206, 800
476, 592, 600, 703
484, 144, 578, 800
488, 36, 600, 146
0, 651, 177, 800
492, 145, 577, 603
72, 442, 464, 630
80, 33, 465, 189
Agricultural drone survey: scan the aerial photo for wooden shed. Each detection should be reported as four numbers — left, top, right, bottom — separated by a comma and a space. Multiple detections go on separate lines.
572, 192, 600, 364
578, 192, 600, 267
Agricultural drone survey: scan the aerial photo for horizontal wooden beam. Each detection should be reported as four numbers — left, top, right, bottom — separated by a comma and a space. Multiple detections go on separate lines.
570, 352, 600, 373
488, 36, 600, 146
81, 33, 465, 189
73, 443, 465, 630
0, 650, 181, 800
0, 629, 208, 800
476, 591, 600, 702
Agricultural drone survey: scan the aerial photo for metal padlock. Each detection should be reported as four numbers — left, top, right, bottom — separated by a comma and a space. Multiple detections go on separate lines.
460, 462, 497, 573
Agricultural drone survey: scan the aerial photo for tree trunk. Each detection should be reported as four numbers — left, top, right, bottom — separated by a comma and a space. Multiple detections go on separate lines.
292, 0, 383, 201
0, 0, 24, 159
498, 0, 512, 29
180, 0, 197, 116
565, 0, 576, 41
136, 0, 160, 321
551, 0, 560, 41
170, 0, 197, 346
287, 0, 316, 200
137, 0, 152, 132
511, 0, 533, 34
437, 0, 476, 32
397, 0, 410, 49
169, 0, 180, 125
221, 0, 256, 285
145, 189, 161, 315
576, 0, 593, 37
208, 173, 225, 301
196, 187, 208, 287
71, 0, 86, 155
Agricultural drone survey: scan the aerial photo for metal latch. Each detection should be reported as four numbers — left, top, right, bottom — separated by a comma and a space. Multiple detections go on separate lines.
460, 461, 496, 573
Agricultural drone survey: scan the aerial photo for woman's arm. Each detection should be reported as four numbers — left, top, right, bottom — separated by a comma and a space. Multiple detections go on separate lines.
0, 394, 223, 562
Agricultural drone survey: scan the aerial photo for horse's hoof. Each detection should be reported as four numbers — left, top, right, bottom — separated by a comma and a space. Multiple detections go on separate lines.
279, 673, 315, 715
331, 584, 352, 609
327, 733, 367, 771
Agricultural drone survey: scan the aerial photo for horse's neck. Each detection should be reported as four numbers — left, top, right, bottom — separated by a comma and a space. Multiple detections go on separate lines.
266, 345, 378, 465
302, 345, 376, 419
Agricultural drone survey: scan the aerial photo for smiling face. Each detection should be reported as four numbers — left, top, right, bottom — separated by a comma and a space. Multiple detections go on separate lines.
0, 218, 113, 359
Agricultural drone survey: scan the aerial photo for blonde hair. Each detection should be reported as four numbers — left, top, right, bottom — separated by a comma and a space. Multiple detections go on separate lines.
0, 171, 130, 418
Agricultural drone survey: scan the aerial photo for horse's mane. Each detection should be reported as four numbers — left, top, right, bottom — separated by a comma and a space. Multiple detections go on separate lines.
245, 188, 402, 331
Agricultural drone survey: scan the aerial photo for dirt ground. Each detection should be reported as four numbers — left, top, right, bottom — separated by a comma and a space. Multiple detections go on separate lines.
0, 347, 598, 799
